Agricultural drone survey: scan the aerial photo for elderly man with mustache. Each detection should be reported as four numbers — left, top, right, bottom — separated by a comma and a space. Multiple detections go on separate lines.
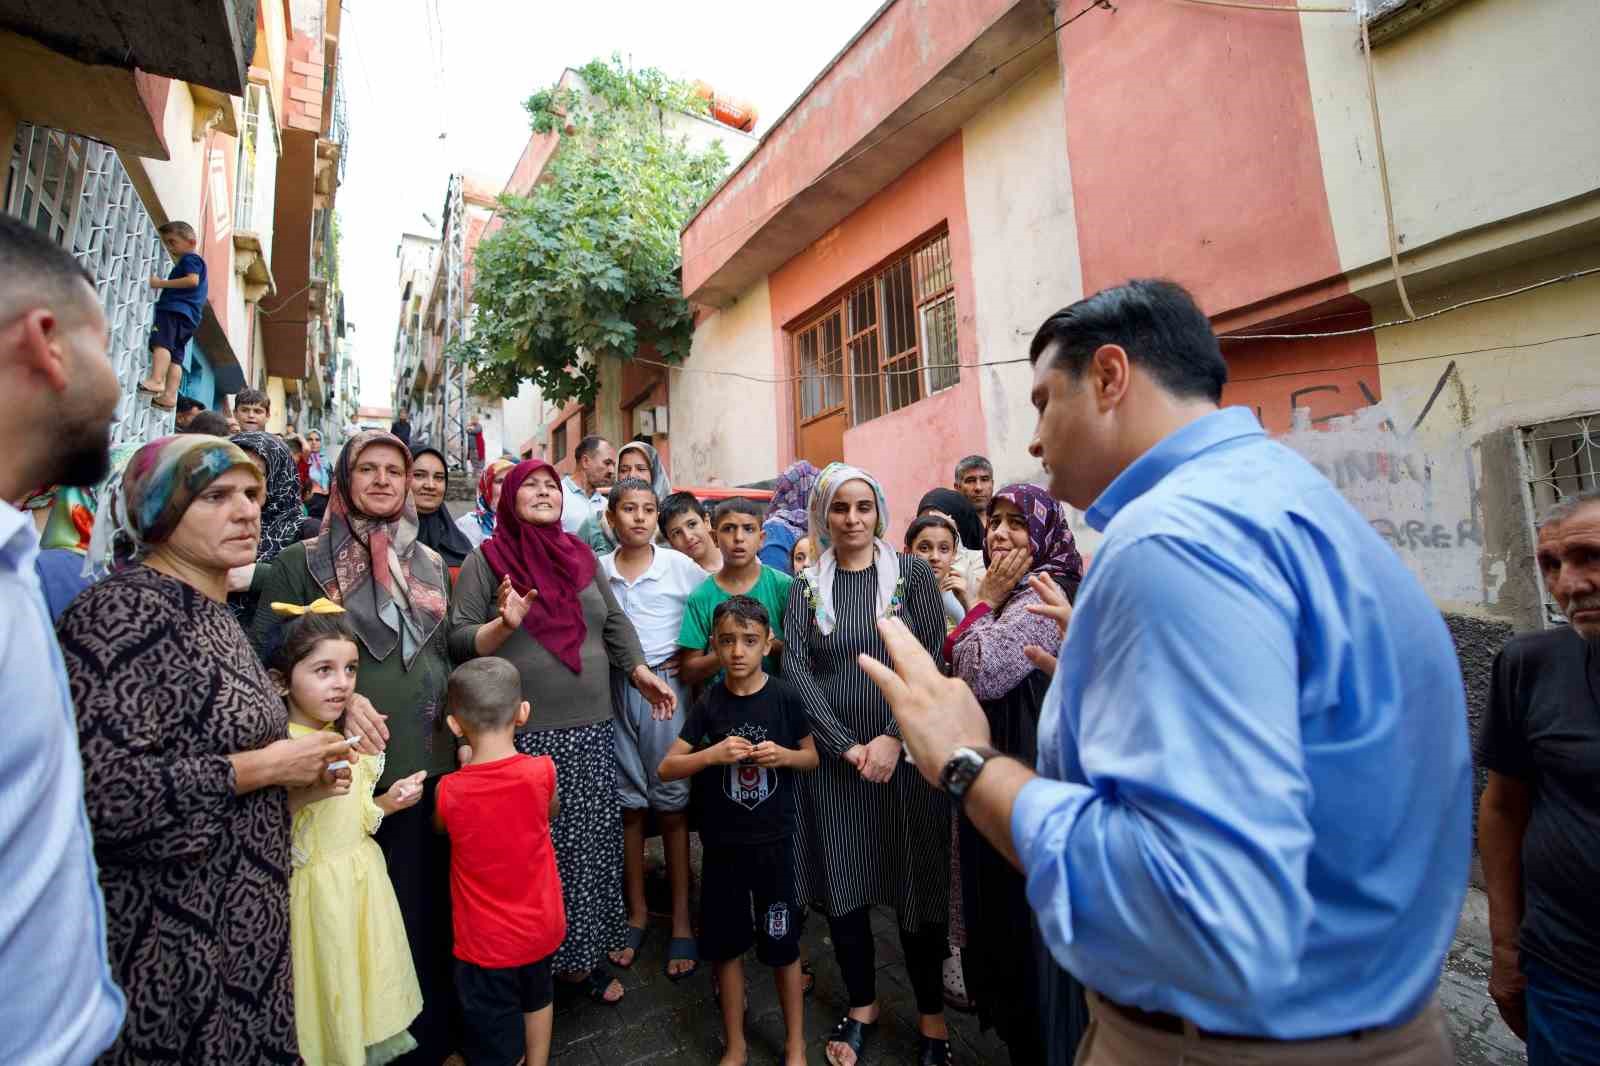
1477, 489, 1600, 1065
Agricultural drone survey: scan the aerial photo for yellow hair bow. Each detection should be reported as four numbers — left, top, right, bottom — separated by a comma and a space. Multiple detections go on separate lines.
270, 597, 346, 617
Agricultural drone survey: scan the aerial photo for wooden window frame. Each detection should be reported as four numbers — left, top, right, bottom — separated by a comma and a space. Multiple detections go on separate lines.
788, 228, 958, 431
551, 420, 568, 463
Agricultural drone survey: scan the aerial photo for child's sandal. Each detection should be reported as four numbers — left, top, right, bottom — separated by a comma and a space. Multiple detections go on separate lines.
918, 1035, 952, 1065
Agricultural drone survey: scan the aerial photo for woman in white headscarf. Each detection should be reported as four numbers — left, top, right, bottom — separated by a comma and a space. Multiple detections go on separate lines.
783, 462, 952, 1066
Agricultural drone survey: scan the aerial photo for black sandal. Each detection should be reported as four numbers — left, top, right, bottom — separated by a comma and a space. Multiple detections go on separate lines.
825, 1015, 877, 1066
556, 964, 623, 1006
918, 1035, 952, 1065
609, 923, 646, 969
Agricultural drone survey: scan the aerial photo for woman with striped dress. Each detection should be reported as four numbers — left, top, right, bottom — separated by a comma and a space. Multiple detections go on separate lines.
784, 463, 952, 1066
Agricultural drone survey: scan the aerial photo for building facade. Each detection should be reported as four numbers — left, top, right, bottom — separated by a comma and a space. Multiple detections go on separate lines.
672, 0, 1599, 658
1, 0, 350, 444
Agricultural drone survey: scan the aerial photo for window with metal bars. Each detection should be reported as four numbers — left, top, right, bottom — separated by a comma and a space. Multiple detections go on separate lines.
551, 420, 568, 463
792, 231, 959, 428
1520, 412, 1600, 626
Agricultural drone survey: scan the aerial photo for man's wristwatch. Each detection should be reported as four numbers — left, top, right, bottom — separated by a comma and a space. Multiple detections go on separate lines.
940, 745, 1002, 806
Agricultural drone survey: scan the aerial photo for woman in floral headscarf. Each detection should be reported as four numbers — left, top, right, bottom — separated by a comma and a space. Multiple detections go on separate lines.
252, 430, 460, 1063
59, 435, 357, 1065
782, 462, 953, 1066
456, 457, 514, 549
760, 459, 819, 573
946, 482, 1085, 1065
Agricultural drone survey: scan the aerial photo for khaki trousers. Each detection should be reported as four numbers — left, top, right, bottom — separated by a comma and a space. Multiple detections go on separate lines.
1074, 993, 1453, 1066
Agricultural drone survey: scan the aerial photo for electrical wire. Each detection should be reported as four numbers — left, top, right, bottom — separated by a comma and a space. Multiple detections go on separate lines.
1177, 0, 1349, 12
1222, 267, 1600, 340
679, 0, 1116, 271
1359, 13, 1416, 320
622, 323, 1600, 387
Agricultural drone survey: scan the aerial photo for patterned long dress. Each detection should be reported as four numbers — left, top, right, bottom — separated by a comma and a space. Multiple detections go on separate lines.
58, 567, 296, 1065
783, 553, 950, 927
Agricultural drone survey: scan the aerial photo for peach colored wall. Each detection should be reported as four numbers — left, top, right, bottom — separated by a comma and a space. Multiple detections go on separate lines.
1219, 297, 1379, 435
767, 132, 984, 543
1057, 0, 1346, 328
683, 0, 1020, 296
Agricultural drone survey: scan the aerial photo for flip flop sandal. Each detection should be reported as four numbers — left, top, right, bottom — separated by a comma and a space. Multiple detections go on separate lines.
556, 963, 624, 1006
801, 960, 816, 997
942, 951, 975, 1013
610, 924, 647, 969
149, 397, 176, 410
825, 1016, 877, 1066
918, 1036, 953, 1065
135, 383, 162, 396
663, 935, 699, 982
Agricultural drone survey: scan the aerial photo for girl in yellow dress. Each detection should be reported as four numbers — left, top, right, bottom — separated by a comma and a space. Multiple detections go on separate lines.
270, 601, 428, 1066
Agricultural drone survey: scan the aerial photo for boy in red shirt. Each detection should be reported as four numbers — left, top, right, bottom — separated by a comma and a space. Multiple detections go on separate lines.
436, 658, 564, 1066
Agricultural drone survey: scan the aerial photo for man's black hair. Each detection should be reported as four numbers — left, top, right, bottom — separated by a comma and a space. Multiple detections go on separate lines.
712, 593, 771, 634
658, 491, 708, 537
1028, 279, 1226, 403
175, 395, 205, 414
606, 477, 657, 512
0, 214, 96, 321
712, 496, 764, 528
575, 434, 610, 463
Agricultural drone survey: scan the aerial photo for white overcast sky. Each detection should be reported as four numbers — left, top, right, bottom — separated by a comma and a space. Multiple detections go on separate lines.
337, 0, 884, 407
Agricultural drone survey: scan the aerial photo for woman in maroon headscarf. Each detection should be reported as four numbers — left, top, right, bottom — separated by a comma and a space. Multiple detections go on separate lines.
446, 459, 676, 1006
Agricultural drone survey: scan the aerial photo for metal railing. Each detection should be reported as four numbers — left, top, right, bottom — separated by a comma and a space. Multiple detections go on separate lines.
5, 122, 175, 444
329, 59, 350, 184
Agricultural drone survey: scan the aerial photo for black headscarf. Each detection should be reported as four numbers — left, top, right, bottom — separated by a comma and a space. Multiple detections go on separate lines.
918, 487, 984, 552
230, 432, 304, 563
411, 446, 474, 569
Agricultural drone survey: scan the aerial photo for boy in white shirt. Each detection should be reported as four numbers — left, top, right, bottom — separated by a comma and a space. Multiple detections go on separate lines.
599, 477, 707, 982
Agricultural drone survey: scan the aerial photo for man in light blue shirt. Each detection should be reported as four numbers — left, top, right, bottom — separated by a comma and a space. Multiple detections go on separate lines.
861, 280, 1469, 1063
561, 433, 615, 533
0, 214, 127, 1063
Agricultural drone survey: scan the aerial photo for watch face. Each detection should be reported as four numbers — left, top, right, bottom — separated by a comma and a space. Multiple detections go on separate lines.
942, 747, 983, 797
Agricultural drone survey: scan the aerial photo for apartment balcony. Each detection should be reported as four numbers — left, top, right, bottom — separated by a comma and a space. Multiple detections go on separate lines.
0, 2, 254, 162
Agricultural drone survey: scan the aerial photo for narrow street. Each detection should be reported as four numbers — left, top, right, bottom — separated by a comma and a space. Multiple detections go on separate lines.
4, 2, 1594, 1064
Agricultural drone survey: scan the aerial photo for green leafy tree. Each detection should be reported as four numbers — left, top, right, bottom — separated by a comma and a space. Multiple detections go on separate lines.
458, 56, 729, 405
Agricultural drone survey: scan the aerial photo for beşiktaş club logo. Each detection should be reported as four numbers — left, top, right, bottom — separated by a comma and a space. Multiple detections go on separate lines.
726, 723, 775, 811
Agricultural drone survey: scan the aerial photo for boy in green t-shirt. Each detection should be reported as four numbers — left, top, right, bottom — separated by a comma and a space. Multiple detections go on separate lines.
676, 498, 794, 685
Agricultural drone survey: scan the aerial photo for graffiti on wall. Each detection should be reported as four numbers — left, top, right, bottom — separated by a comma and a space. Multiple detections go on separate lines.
1277, 361, 1497, 606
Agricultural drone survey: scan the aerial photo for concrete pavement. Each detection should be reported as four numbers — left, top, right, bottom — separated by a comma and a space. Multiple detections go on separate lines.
547, 849, 1524, 1065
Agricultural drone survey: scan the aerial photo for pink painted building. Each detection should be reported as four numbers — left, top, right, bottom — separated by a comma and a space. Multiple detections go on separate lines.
673, 0, 1600, 609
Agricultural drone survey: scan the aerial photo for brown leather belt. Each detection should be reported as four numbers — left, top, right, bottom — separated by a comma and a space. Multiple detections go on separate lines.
1099, 996, 1371, 1044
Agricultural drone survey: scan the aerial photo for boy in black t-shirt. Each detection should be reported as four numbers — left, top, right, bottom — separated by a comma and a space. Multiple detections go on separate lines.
660, 595, 816, 1066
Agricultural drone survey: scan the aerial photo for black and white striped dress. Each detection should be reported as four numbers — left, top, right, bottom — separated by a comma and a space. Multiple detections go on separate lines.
784, 553, 951, 928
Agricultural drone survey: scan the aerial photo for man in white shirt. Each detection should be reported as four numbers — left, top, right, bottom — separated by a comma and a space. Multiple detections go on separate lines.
561, 433, 616, 533
0, 214, 127, 1065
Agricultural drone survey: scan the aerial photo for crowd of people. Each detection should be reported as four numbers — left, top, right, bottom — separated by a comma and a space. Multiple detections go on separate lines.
4, 211, 1597, 1066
